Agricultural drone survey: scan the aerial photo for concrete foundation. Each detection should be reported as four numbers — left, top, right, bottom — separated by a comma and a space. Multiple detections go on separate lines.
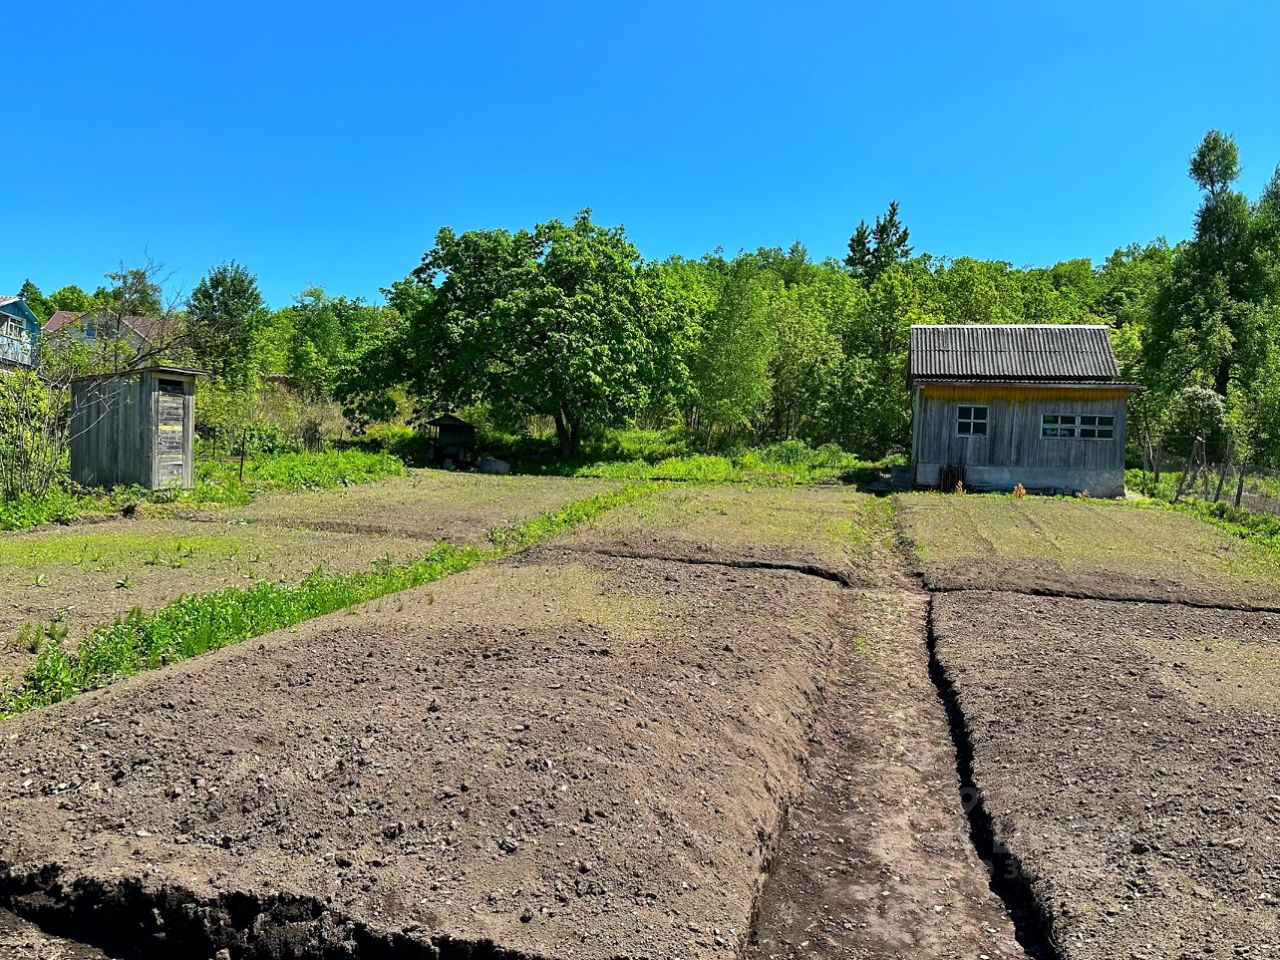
914, 463, 1124, 498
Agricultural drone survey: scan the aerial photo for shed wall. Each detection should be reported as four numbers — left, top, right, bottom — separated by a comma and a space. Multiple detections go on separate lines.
912, 384, 1129, 495
71, 376, 151, 488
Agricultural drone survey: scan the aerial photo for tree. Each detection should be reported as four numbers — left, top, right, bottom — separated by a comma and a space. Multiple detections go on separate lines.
187, 261, 267, 390
845, 200, 912, 283
683, 256, 773, 445
388, 210, 685, 458
47, 285, 93, 314
280, 288, 391, 402
1145, 131, 1278, 396
18, 280, 51, 322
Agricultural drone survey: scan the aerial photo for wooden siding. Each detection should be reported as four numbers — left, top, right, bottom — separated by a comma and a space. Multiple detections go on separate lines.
70, 371, 197, 490
913, 383, 1129, 472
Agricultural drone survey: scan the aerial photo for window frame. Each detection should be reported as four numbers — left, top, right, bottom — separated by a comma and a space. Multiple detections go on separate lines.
1042, 413, 1114, 440
956, 404, 989, 438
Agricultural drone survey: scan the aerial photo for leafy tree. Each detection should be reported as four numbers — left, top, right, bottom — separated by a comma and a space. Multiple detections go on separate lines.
387, 210, 685, 458
683, 256, 773, 445
47, 285, 93, 314
18, 280, 51, 322
1146, 131, 1278, 396
187, 261, 268, 390
845, 200, 912, 283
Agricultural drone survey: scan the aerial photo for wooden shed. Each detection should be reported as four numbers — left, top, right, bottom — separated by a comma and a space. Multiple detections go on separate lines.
425, 413, 478, 469
70, 367, 202, 490
908, 325, 1135, 497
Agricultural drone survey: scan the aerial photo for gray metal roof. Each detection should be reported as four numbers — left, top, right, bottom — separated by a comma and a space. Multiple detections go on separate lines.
909, 324, 1120, 383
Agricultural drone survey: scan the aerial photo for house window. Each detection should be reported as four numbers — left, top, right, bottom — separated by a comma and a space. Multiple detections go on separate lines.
1042, 414, 1114, 439
956, 405, 988, 437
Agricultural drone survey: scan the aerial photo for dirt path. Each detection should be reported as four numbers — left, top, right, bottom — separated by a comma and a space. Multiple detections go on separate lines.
745, 588, 1026, 959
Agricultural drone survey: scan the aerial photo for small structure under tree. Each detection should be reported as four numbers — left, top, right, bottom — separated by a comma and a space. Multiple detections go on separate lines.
70, 367, 203, 490
424, 413, 477, 469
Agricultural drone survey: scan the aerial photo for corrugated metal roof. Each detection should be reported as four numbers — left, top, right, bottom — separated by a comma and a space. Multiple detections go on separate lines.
909, 324, 1120, 382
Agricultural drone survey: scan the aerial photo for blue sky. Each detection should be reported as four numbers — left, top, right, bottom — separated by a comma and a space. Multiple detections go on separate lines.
4, 1, 1278, 307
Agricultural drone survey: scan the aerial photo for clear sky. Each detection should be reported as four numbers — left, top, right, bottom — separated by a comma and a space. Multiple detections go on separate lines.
4, 0, 1278, 307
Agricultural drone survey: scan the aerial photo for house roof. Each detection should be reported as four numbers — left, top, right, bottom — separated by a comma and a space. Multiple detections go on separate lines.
0, 296, 20, 308
426, 413, 473, 427
909, 324, 1121, 383
46, 310, 175, 344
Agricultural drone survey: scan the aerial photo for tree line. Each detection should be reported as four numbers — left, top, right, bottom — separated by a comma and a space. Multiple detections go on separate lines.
11, 128, 1280, 477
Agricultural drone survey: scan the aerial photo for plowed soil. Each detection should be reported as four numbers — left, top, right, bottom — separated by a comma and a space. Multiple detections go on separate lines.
931, 590, 1280, 959
745, 588, 1025, 959
0, 548, 846, 959
898, 493, 1280, 607
562, 485, 897, 587
0, 483, 1030, 960
203, 472, 619, 544
0, 521, 427, 684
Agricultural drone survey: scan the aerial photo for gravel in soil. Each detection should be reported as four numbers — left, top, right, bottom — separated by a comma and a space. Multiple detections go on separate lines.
0, 549, 847, 959
931, 590, 1280, 959
562, 484, 899, 587
745, 588, 1024, 959
898, 493, 1280, 607
200, 471, 620, 544
0, 520, 428, 685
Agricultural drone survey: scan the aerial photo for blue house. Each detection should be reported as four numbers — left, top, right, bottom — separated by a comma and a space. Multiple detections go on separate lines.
0, 296, 41, 369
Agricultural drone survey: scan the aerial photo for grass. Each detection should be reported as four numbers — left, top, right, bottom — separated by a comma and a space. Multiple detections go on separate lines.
0, 482, 654, 719
0, 450, 407, 533
0, 531, 232, 571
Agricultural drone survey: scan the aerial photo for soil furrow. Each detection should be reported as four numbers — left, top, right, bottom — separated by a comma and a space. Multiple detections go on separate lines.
921, 593, 1060, 960
552, 544, 863, 587
0, 870, 546, 960
924, 582, 1280, 615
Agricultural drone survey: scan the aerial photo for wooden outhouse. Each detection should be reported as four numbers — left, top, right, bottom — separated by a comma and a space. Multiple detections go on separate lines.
70, 367, 202, 490
908, 325, 1135, 497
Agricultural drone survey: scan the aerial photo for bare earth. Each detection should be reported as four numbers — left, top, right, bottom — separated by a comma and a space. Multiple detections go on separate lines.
931, 591, 1280, 959
0, 483, 1025, 959
3, 483, 1277, 958
0, 473, 614, 684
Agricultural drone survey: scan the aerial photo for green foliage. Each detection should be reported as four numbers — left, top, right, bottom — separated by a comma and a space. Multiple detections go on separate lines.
348, 424, 431, 466
0, 489, 82, 531
194, 449, 405, 494
363, 210, 693, 458
187, 261, 268, 389
844, 200, 912, 282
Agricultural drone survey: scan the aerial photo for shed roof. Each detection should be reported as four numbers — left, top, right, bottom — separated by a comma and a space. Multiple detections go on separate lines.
909, 324, 1120, 383
426, 413, 473, 428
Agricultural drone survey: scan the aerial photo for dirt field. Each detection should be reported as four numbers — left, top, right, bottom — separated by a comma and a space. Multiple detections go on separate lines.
898, 493, 1280, 606
204, 472, 620, 544
3, 482, 1277, 958
562, 484, 898, 586
0, 521, 426, 682
0, 473, 615, 684
931, 591, 1280, 959
0, 483, 1031, 959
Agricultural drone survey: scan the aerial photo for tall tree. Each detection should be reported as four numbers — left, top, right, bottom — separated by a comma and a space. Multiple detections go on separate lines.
1146, 131, 1278, 396
387, 210, 685, 458
18, 280, 51, 322
187, 261, 267, 389
845, 200, 912, 283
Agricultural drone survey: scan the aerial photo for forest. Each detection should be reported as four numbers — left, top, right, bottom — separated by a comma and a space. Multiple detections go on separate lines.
6, 129, 1280, 498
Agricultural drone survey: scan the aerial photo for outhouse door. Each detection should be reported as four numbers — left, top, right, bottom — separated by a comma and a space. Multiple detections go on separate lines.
154, 378, 188, 488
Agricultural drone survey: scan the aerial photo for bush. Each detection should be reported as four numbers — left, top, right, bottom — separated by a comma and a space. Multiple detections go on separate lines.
349, 424, 431, 467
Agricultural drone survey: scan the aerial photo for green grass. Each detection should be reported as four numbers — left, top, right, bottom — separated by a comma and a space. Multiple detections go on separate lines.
0, 531, 230, 571
0, 450, 407, 533
569, 443, 891, 486
0, 482, 654, 719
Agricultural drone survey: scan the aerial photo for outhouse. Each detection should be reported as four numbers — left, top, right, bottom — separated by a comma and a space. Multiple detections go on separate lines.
70, 366, 202, 490
425, 413, 478, 469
